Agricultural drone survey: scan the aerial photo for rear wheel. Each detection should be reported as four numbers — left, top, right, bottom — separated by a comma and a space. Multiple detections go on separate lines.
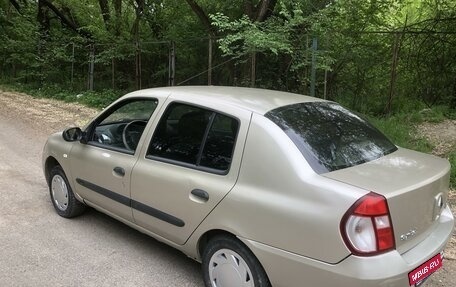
202, 235, 271, 287
49, 166, 86, 218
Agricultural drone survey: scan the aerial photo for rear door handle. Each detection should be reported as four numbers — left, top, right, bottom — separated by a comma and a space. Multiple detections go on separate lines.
113, 167, 125, 177
191, 189, 209, 202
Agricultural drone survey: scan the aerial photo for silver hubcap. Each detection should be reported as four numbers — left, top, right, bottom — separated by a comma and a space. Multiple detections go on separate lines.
51, 175, 69, 211
209, 249, 254, 287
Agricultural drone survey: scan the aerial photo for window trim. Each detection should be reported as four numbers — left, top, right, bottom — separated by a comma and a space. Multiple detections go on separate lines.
195, 112, 216, 166
145, 155, 230, 175
84, 97, 159, 155
88, 142, 135, 155
145, 101, 240, 175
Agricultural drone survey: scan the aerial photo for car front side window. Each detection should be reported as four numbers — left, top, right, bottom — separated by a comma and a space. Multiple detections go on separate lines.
89, 98, 158, 153
147, 102, 238, 173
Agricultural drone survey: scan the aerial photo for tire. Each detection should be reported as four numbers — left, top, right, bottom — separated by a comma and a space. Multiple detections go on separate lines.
202, 235, 271, 287
49, 166, 86, 218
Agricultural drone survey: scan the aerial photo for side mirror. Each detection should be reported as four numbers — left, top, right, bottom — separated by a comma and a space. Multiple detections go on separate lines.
62, 127, 83, 142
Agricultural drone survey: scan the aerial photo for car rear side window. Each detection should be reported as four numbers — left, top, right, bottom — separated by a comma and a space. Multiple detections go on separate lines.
265, 102, 397, 173
200, 113, 239, 171
147, 103, 238, 174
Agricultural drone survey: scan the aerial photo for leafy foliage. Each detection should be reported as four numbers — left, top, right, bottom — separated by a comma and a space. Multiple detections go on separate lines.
0, 0, 455, 113
210, 12, 294, 57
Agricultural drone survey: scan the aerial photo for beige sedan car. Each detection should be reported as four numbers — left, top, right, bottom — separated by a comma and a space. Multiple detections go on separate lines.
43, 86, 454, 287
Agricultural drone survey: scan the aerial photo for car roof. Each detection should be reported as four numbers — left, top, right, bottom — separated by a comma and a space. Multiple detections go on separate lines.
126, 86, 326, 115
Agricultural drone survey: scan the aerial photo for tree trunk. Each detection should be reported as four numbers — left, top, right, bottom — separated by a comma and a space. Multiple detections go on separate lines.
385, 32, 403, 114
254, 0, 277, 22
12, 62, 16, 78
39, 0, 91, 39
450, 76, 456, 109
244, 0, 254, 19
385, 17, 407, 114
37, 0, 50, 82
9, 0, 21, 13
113, 0, 122, 36
111, 58, 115, 89
132, 0, 144, 89
37, 0, 50, 38
98, 0, 110, 30
110, 0, 122, 90
244, 0, 277, 85
185, 0, 215, 36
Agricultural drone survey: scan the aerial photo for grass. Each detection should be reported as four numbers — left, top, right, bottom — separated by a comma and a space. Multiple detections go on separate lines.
415, 105, 456, 122
369, 113, 433, 153
0, 82, 122, 109
370, 111, 456, 189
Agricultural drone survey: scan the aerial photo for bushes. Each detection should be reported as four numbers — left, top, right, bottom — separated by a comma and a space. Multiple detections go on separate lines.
370, 110, 456, 188
1, 83, 123, 109
369, 113, 433, 153
75, 90, 122, 109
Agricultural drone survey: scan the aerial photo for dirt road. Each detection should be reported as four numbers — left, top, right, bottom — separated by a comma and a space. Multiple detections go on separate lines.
0, 89, 454, 286
418, 119, 456, 286
0, 90, 202, 287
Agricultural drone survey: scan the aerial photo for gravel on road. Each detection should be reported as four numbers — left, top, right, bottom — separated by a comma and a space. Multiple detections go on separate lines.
0, 89, 202, 287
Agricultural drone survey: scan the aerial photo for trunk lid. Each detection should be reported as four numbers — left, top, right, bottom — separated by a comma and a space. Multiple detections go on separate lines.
324, 147, 451, 254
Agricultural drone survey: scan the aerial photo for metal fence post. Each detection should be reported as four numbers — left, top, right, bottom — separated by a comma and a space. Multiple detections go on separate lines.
310, 37, 317, 98
208, 36, 213, 85
88, 44, 95, 91
71, 43, 75, 89
168, 41, 175, 86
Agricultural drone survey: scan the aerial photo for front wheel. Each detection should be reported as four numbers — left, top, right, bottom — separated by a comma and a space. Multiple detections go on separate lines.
49, 166, 86, 218
202, 235, 271, 287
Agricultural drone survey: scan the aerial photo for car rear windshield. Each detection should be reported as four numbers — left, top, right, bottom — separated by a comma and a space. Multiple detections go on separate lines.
265, 102, 397, 173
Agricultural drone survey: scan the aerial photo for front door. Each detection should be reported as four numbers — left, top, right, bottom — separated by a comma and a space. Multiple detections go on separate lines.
70, 98, 159, 221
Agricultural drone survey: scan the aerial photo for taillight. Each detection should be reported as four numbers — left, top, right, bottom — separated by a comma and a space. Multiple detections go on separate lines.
341, 192, 395, 256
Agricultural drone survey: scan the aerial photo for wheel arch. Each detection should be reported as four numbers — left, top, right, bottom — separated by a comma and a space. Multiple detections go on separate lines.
199, 229, 272, 287
44, 156, 61, 184
198, 229, 237, 260
197, 229, 270, 272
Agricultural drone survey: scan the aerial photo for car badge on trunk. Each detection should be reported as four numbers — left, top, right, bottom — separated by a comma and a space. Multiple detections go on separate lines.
400, 228, 417, 241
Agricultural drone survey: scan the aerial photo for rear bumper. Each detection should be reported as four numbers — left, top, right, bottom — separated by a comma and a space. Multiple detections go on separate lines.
240, 206, 454, 287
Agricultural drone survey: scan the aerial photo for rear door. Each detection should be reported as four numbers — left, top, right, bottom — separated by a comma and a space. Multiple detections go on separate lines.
131, 98, 251, 244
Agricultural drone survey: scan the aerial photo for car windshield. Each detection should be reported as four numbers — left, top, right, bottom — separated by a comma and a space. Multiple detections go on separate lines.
265, 102, 398, 173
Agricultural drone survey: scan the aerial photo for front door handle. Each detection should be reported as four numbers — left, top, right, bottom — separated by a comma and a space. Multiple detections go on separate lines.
191, 189, 209, 202
113, 166, 125, 177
